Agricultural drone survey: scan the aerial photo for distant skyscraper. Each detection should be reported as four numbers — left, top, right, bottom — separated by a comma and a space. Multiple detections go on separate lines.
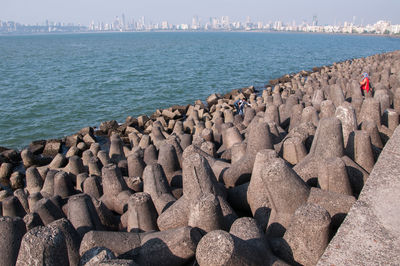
221, 16, 230, 29
312, 15, 318, 26
162, 21, 169, 30
210, 17, 219, 29
191, 16, 200, 30
140, 16, 145, 30
246, 16, 251, 24
122, 13, 126, 29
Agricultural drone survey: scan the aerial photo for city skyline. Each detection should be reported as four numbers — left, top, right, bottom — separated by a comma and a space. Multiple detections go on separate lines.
1, 0, 400, 26
2, 15, 399, 36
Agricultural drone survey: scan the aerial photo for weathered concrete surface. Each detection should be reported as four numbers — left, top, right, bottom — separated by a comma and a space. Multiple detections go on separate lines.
318, 125, 400, 265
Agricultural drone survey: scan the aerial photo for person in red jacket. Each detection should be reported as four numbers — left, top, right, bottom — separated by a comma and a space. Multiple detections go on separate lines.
360, 72, 370, 97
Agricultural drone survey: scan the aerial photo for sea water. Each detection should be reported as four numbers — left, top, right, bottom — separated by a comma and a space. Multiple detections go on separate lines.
0, 32, 399, 149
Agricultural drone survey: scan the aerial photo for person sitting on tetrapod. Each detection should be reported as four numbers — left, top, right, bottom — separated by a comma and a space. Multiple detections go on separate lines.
234, 98, 251, 115
360, 72, 371, 97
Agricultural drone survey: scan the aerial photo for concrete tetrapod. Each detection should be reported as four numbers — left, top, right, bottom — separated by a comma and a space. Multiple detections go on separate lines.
28, 192, 43, 211
109, 133, 126, 163
335, 103, 358, 147
222, 126, 244, 151
97, 150, 111, 167
142, 163, 176, 215
49, 153, 67, 169
127, 192, 158, 232
346, 130, 375, 173
282, 136, 307, 166
143, 144, 158, 165
41, 169, 58, 197
223, 121, 273, 187
25, 166, 44, 194
307, 187, 356, 233
247, 149, 278, 230
127, 151, 146, 178
13, 188, 30, 214
135, 226, 202, 266
16, 225, 69, 266
319, 100, 336, 119
318, 157, 353, 196
157, 143, 181, 185
31, 197, 65, 225
0, 216, 26, 266
359, 98, 381, 127
90, 197, 120, 231
263, 158, 310, 237
2, 195, 26, 218
101, 163, 128, 211
80, 247, 116, 266
282, 203, 331, 266
65, 155, 86, 177
196, 229, 264, 266
79, 230, 142, 258
67, 193, 104, 238
83, 175, 103, 199
361, 119, 384, 149
114, 190, 132, 215
293, 117, 345, 184
157, 150, 236, 231
53, 170, 75, 198
188, 193, 225, 233
229, 217, 289, 265
48, 218, 81, 266
23, 212, 44, 230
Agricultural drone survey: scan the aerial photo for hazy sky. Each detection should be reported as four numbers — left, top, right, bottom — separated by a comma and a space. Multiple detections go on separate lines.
1, 0, 400, 26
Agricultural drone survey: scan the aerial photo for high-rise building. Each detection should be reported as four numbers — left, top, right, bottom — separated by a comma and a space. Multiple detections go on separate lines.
221, 16, 230, 29
210, 17, 219, 29
312, 15, 318, 26
122, 13, 126, 30
191, 16, 200, 30
162, 21, 169, 30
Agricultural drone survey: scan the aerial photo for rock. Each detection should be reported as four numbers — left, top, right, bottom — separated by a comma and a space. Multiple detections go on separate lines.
43, 139, 62, 157
80, 247, 116, 266
282, 203, 331, 265
0, 216, 26, 266
318, 157, 353, 196
307, 187, 356, 232
196, 230, 264, 266
136, 226, 202, 266
67, 193, 103, 238
188, 193, 225, 233
127, 192, 158, 232
142, 163, 176, 215
25, 167, 44, 194
99, 120, 119, 134
79, 231, 141, 258
23, 212, 44, 231
247, 149, 278, 230
31, 198, 65, 225
16, 225, 69, 266
48, 218, 81, 266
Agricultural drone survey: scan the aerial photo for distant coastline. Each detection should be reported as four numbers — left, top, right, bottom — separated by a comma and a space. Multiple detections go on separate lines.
1, 30, 399, 38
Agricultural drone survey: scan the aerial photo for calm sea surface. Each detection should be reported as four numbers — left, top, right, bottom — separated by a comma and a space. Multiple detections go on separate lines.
0, 32, 399, 149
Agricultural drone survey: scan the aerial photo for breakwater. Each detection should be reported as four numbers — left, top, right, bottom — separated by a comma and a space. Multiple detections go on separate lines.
0, 50, 400, 265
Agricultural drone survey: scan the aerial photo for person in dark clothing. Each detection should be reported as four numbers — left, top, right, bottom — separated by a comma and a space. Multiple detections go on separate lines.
234, 98, 251, 115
